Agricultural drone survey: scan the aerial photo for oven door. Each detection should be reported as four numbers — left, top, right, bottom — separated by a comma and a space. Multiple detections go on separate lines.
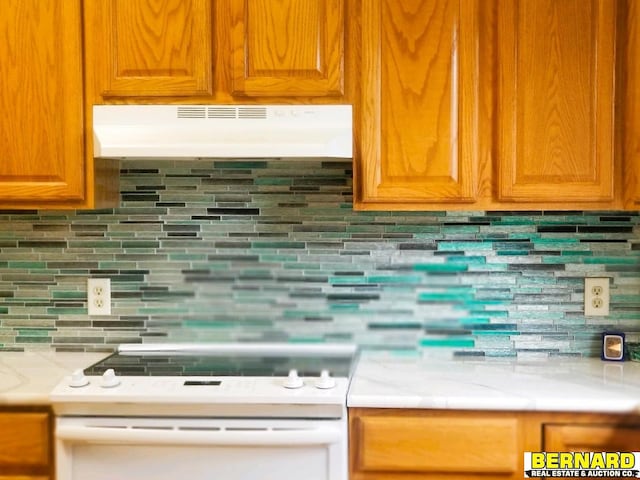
56, 417, 347, 480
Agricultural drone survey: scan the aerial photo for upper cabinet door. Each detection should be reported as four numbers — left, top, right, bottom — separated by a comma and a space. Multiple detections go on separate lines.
356, 0, 480, 208
0, 0, 85, 203
624, 0, 640, 208
497, 0, 616, 203
230, 0, 344, 97
86, 0, 213, 97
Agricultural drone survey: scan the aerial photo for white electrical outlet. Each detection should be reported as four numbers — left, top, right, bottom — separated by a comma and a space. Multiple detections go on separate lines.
584, 277, 610, 316
87, 278, 111, 316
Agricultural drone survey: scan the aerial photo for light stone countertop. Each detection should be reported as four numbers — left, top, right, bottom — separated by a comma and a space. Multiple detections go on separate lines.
0, 351, 108, 405
347, 351, 640, 413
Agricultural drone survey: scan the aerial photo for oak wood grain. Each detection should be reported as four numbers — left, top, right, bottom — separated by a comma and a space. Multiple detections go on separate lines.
349, 408, 640, 480
230, 0, 344, 96
624, 0, 640, 208
544, 423, 640, 451
0, 0, 85, 204
496, 0, 616, 203
0, 412, 51, 473
86, 0, 213, 97
356, 0, 481, 206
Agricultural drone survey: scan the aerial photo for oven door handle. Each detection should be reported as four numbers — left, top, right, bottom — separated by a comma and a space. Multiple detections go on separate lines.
56, 425, 342, 446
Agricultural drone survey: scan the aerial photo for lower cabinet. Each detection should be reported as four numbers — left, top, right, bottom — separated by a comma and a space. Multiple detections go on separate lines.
543, 419, 640, 452
349, 408, 640, 479
0, 408, 52, 480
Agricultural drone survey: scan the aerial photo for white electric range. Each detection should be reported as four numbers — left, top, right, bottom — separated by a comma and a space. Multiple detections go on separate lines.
50, 343, 358, 480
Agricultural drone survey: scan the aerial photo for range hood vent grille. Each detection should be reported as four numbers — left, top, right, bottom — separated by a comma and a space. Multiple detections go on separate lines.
93, 104, 352, 159
176, 106, 270, 120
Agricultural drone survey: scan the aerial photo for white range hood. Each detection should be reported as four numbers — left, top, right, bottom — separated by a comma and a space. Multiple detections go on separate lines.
92, 104, 353, 159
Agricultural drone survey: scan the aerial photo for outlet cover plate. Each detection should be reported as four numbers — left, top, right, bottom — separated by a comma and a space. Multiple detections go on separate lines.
584, 277, 610, 316
87, 278, 111, 316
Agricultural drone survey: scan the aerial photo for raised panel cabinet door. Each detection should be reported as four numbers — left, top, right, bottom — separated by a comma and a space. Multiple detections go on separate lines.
0, 411, 50, 475
356, 0, 480, 207
230, 0, 344, 97
0, 0, 85, 203
625, 0, 640, 208
544, 424, 640, 451
86, 0, 213, 97
497, 0, 616, 203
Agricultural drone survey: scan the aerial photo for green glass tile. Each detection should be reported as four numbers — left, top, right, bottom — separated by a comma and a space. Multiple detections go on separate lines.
329, 304, 360, 311
8, 261, 46, 269
418, 292, 475, 302
53, 291, 85, 299
472, 330, 519, 336
15, 336, 51, 343
254, 178, 293, 186
445, 256, 487, 265
460, 316, 491, 324
584, 257, 640, 264
46, 307, 86, 314
17, 328, 53, 335
330, 277, 367, 285
367, 275, 423, 284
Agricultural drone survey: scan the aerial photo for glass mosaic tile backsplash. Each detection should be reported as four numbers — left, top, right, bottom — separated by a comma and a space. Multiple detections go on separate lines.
0, 160, 639, 356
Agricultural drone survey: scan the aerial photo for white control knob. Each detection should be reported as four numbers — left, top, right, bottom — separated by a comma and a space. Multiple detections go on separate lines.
68, 369, 89, 388
283, 369, 304, 389
100, 368, 120, 388
315, 370, 336, 389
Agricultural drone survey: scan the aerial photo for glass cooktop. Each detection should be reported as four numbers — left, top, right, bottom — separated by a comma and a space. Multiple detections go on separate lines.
84, 351, 356, 378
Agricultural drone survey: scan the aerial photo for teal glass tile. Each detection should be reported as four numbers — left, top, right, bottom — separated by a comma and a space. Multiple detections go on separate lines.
0, 160, 639, 357
413, 264, 468, 273
419, 338, 475, 347
367, 275, 423, 284
437, 241, 493, 251
418, 292, 475, 302
584, 257, 640, 264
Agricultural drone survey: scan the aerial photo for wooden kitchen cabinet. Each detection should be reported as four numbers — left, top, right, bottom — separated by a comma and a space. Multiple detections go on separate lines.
624, 0, 640, 209
350, 408, 640, 479
355, 0, 483, 207
544, 423, 640, 452
0, 408, 52, 480
0, 0, 118, 210
496, 0, 616, 204
350, 408, 534, 480
353, 0, 636, 211
84, 0, 347, 101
